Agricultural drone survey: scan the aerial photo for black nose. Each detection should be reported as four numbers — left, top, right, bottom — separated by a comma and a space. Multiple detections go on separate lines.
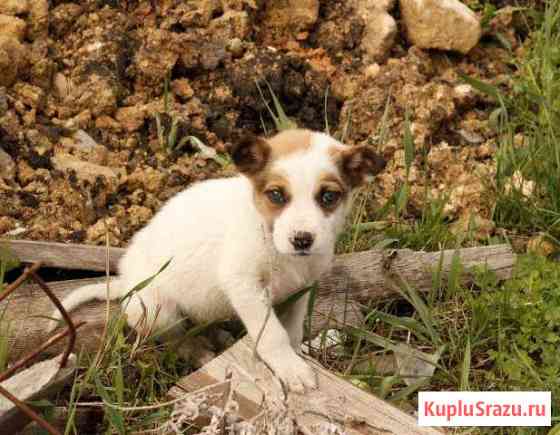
291, 231, 314, 251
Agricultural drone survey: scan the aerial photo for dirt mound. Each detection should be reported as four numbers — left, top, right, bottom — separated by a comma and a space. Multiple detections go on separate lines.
0, 0, 522, 246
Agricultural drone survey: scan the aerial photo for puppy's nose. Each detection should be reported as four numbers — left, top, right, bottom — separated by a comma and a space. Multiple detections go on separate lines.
291, 231, 314, 251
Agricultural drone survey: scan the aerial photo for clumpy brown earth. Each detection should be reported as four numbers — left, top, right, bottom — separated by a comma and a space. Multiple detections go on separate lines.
0, 0, 529, 246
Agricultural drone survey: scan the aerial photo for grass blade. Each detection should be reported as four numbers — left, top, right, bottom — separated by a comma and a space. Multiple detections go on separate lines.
460, 337, 471, 391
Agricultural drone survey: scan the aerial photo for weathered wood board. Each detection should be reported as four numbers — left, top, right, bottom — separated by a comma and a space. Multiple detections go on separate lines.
0, 242, 516, 362
0, 354, 76, 434
2, 239, 515, 299
168, 337, 443, 435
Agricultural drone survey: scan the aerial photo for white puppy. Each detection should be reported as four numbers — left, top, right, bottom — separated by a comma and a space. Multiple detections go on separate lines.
51, 129, 385, 393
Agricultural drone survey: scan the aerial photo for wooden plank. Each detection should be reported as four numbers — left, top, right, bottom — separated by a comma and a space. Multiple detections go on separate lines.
168, 337, 443, 435
1, 239, 516, 299
0, 278, 120, 363
324, 244, 516, 300
0, 278, 361, 363
1, 239, 124, 272
0, 354, 77, 434
0, 244, 516, 362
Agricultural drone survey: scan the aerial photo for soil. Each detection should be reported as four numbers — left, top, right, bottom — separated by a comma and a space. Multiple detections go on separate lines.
0, 0, 529, 247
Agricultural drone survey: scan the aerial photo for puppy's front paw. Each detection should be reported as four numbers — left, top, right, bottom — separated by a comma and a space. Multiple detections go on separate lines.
269, 351, 317, 394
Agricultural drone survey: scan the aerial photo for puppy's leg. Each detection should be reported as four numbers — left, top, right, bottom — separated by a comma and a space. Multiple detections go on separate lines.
224, 284, 317, 393
280, 292, 310, 351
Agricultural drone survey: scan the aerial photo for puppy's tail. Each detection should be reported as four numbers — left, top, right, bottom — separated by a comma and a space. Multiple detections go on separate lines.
48, 279, 123, 332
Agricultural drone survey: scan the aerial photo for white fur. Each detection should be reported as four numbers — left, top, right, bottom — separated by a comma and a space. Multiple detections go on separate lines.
271, 133, 350, 255
51, 131, 357, 393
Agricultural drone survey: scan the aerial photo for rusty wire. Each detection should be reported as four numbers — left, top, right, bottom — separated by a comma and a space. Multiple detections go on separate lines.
0, 262, 84, 435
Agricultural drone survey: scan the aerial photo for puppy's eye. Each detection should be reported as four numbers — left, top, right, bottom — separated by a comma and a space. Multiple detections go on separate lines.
266, 188, 287, 205
319, 190, 341, 207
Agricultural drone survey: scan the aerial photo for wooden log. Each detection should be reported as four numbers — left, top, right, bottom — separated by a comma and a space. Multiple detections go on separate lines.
0, 244, 516, 362
1, 278, 120, 363
0, 354, 76, 434
0, 278, 358, 363
168, 337, 443, 435
325, 244, 515, 300
1, 239, 124, 272
1, 239, 515, 298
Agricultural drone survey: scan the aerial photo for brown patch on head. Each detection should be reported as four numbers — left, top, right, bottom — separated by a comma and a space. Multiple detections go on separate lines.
331, 145, 386, 188
229, 132, 271, 175
253, 171, 291, 232
230, 129, 317, 232
314, 172, 348, 216
267, 129, 312, 160
230, 129, 313, 232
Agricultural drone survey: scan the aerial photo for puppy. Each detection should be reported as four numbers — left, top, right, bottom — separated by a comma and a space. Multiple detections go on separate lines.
51, 129, 385, 393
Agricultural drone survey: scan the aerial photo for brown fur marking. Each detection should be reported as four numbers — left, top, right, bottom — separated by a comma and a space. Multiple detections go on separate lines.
314, 171, 348, 216
267, 129, 312, 160
331, 145, 386, 188
253, 171, 291, 232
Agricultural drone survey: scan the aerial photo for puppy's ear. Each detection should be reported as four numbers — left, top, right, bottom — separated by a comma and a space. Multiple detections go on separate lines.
229, 133, 271, 175
339, 146, 386, 188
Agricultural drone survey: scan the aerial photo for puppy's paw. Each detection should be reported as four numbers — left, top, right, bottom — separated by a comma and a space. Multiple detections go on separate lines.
270, 352, 317, 394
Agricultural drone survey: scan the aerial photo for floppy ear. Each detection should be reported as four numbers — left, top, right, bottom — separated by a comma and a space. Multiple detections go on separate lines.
339, 146, 386, 188
229, 133, 271, 175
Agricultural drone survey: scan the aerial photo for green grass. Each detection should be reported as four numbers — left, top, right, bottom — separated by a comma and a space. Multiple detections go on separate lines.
462, 2, 560, 242
322, 253, 559, 435
2, 3, 560, 434
320, 4, 560, 434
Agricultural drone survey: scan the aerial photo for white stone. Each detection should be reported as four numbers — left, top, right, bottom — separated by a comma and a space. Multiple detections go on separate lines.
360, 9, 397, 62
399, 0, 482, 54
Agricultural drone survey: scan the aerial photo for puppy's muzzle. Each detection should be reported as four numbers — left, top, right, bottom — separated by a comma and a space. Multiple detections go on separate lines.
290, 231, 314, 253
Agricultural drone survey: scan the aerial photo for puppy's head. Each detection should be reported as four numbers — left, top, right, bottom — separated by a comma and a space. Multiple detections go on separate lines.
230, 129, 385, 256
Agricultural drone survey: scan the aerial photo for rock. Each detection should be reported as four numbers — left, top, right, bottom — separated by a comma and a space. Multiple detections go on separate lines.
199, 43, 227, 70
127, 205, 153, 228
0, 35, 26, 87
352, 0, 395, 13
53, 73, 71, 101
71, 74, 118, 117
208, 10, 251, 41
453, 84, 475, 105
0, 14, 26, 41
28, 0, 48, 40
527, 235, 558, 258
0, 87, 7, 116
0, 216, 16, 235
172, 79, 194, 100
0, 0, 29, 16
399, 0, 481, 54
52, 153, 123, 185
449, 213, 495, 240
360, 9, 397, 62
127, 166, 166, 193
351, 0, 396, 62
95, 115, 121, 131
264, 0, 319, 33
30, 57, 54, 89
115, 106, 146, 133
504, 170, 535, 197
227, 37, 245, 58
135, 29, 178, 84
364, 63, 381, 79
86, 217, 120, 245
0, 148, 15, 181
13, 82, 45, 109
50, 3, 83, 37
72, 130, 99, 150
